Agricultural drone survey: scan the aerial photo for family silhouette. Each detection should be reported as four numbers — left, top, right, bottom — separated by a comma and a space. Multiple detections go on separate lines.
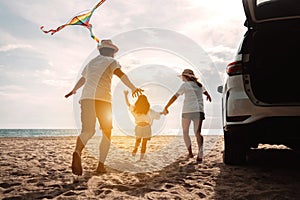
65, 39, 211, 175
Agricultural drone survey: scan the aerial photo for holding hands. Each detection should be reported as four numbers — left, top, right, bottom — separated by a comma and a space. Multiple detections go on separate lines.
162, 108, 169, 115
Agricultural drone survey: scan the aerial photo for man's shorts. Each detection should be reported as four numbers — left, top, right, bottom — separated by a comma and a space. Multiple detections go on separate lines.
80, 100, 112, 131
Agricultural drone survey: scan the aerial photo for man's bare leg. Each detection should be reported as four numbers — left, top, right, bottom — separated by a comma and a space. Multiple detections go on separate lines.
72, 137, 85, 175
96, 129, 111, 173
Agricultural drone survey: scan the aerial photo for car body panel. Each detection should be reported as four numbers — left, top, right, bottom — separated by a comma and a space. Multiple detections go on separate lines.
222, 75, 300, 128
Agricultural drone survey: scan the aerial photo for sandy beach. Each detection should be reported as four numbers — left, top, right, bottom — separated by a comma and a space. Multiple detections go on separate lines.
1, 135, 300, 200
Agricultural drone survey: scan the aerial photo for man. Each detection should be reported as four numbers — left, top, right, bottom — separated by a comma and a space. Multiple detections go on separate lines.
65, 39, 143, 175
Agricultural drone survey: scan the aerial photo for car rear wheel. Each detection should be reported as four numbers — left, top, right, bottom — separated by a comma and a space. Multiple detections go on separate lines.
223, 129, 247, 165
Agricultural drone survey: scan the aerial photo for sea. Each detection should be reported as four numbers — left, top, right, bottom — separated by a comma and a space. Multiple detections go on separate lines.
0, 129, 222, 137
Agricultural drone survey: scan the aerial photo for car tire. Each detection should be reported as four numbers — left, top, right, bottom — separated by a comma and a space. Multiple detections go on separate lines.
223, 129, 247, 165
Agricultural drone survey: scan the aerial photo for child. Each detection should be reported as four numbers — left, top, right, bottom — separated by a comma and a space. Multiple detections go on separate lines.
163, 69, 211, 162
124, 90, 163, 160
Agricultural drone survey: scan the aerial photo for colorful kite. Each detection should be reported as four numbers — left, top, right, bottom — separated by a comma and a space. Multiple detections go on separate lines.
40, 0, 107, 43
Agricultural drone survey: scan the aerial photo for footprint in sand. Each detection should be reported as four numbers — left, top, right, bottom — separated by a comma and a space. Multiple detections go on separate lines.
164, 183, 174, 189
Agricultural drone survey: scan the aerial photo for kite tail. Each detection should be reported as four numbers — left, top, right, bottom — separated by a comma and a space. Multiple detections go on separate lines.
91, 35, 100, 43
40, 25, 68, 35
88, 25, 100, 43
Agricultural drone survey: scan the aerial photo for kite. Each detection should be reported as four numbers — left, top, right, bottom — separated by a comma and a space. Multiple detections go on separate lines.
40, 0, 107, 43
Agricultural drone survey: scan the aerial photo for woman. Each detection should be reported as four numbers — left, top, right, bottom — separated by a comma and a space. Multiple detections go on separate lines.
163, 69, 211, 162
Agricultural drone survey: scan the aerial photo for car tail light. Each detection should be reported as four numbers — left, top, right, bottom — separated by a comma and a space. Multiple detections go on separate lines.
226, 61, 243, 76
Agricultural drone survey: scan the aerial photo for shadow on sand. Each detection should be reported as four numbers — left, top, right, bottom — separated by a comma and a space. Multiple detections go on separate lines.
214, 148, 300, 200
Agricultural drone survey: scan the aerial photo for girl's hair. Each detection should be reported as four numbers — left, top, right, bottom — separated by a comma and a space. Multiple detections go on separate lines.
134, 95, 150, 115
183, 75, 202, 88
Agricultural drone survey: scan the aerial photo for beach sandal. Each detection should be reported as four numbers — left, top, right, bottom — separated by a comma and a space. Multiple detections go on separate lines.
72, 151, 83, 176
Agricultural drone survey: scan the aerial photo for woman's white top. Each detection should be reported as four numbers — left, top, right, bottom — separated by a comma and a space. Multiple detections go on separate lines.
176, 81, 206, 113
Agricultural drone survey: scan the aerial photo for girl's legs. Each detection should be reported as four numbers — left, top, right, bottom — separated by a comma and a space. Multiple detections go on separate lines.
140, 138, 148, 160
132, 138, 141, 156
193, 119, 204, 161
182, 118, 193, 157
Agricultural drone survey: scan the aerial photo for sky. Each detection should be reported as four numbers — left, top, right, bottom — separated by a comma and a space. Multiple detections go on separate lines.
0, 0, 246, 129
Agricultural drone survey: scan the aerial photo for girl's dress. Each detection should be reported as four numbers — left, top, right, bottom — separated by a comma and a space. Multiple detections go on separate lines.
129, 105, 160, 139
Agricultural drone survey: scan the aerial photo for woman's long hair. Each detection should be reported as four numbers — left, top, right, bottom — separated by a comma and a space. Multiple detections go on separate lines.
134, 95, 150, 115
183, 75, 202, 88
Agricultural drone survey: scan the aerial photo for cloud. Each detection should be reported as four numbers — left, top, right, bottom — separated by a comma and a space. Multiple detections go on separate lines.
207, 45, 237, 63
0, 44, 33, 52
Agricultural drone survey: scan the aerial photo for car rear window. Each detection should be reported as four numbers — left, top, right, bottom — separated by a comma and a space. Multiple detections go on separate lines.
254, 0, 300, 21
